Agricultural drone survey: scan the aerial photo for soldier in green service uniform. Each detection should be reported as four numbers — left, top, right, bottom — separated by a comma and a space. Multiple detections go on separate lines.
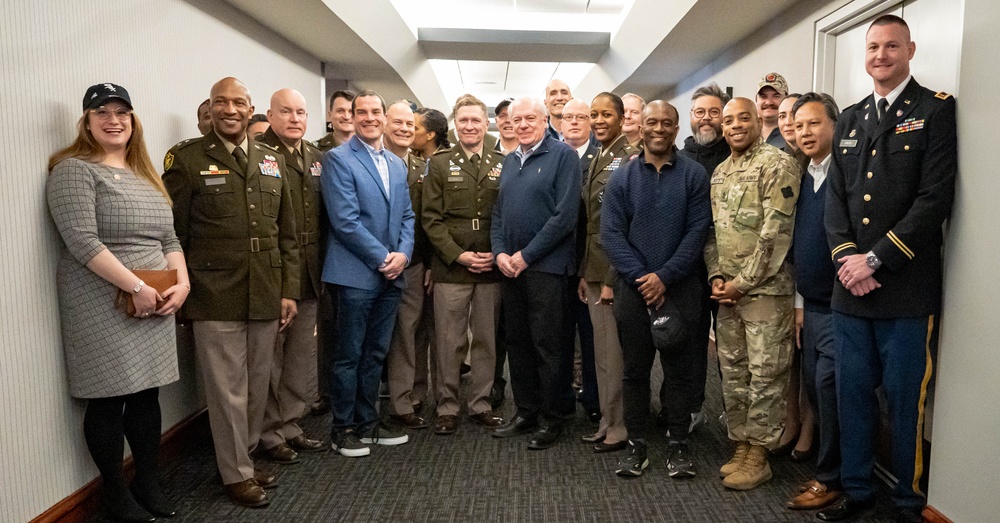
704, 97, 800, 491
162, 77, 299, 508
422, 94, 506, 436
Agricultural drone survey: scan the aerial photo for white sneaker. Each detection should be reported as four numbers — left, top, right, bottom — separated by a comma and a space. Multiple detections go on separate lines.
360, 423, 409, 446
331, 431, 370, 458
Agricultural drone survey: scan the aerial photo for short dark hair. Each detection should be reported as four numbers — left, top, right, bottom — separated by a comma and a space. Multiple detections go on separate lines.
352, 90, 385, 114
869, 14, 909, 34
691, 82, 730, 105
329, 89, 356, 107
249, 113, 268, 124
791, 92, 840, 122
414, 107, 450, 149
593, 92, 625, 118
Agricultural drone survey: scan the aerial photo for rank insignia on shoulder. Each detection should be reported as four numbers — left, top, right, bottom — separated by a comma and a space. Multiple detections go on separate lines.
781, 186, 794, 199
163, 152, 174, 171
935, 92, 953, 100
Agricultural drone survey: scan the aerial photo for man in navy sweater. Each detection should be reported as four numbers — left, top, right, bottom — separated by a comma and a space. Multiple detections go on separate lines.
601, 100, 712, 477
784, 92, 843, 512
491, 97, 581, 450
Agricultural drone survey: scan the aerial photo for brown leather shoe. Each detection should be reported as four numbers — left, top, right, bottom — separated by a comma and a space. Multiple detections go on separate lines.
469, 411, 504, 427
787, 480, 842, 510
390, 412, 429, 429
264, 442, 300, 464
287, 434, 327, 453
223, 479, 269, 507
435, 415, 458, 435
254, 470, 278, 489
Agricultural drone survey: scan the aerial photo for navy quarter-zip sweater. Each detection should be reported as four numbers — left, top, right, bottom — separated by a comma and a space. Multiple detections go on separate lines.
793, 170, 835, 312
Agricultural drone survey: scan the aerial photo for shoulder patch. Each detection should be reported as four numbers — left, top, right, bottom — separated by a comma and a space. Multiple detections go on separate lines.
163, 152, 174, 171
781, 186, 794, 199
628, 153, 639, 161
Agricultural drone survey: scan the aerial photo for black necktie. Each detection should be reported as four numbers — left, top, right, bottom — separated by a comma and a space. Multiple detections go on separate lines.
878, 98, 889, 121
470, 153, 480, 172
232, 146, 248, 172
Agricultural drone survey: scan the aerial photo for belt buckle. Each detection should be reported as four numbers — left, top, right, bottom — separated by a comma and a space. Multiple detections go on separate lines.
250, 237, 260, 252
299, 232, 308, 245
472, 218, 480, 231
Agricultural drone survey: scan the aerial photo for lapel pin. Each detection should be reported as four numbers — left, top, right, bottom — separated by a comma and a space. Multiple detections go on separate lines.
849, 129, 856, 138
897, 109, 903, 117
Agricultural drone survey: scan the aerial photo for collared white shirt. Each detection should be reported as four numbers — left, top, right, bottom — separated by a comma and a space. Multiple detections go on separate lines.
515, 138, 544, 167
807, 153, 832, 193
573, 141, 590, 159
874, 75, 912, 115
361, 138, 390, 196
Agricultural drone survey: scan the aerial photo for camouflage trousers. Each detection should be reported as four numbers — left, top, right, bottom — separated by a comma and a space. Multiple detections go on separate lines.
716, 293, 794, 449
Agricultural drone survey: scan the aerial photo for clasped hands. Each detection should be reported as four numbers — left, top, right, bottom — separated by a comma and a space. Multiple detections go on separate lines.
836, 253, 881, 297
457, 251, 495, 274
379, 252, 408, 280
496, 251, 527, 278
710, 278, 743, 306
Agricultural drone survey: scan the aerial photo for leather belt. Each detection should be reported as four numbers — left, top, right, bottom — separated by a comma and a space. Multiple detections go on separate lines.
189, 237, 277, 252
447, 218, 491, 231
298, 231, 319, 245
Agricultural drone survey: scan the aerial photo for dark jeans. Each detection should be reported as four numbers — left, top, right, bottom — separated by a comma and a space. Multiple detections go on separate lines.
616, 275, 702, 442
802, 308, 841, 488
317, 288, 339, 403
327, 281, 401, 435
835, 312, 935, 509
502, 271, 575, 425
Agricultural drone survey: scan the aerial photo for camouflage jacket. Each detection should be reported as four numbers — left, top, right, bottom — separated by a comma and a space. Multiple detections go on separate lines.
704, 138, 800, 296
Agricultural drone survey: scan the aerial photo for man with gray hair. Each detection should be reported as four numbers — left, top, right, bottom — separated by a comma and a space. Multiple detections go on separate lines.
491, 96, 581, 450
621, 93, 645, 147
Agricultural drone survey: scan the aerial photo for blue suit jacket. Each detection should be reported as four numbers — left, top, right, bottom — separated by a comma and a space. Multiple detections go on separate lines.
321, 135, 414, 290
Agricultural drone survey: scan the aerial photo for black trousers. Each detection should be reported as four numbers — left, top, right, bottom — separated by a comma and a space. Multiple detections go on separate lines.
502, 271, 575, 425
615, 275, 704, 441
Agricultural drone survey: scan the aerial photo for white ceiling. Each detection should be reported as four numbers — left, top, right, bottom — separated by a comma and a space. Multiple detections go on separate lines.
222, 0, 826, 112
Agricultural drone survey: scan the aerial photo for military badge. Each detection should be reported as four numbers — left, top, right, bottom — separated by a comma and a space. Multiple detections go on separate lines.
259, 158, 281, 177
628, 153, 639, 161
163, 152, 174, 171
781, 186, 794, 199
310, 162, 322, 177
849, 129, 856, 138
895, 118, 925, 134
607, 157, 623, 171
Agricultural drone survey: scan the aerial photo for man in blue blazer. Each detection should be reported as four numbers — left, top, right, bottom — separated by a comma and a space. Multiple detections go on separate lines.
321, 90, 415, 458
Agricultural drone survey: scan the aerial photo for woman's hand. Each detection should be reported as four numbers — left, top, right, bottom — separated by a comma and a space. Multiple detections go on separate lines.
155, 284, 190, 316
133, 284, 162, 318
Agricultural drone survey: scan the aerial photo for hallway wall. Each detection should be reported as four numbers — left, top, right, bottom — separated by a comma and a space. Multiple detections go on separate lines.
0, 1, 323, 520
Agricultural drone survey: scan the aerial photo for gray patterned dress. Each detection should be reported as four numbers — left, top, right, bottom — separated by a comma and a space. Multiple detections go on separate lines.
46, 157, 181, 398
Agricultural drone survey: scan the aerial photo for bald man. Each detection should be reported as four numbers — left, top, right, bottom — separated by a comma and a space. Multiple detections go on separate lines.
257, 89, 327, 465
163, 77, 300, 507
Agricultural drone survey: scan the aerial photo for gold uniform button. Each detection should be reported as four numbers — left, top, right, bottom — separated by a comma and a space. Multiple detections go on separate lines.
249, 204, 256, 210
272, 189, 277, 193
862, 218, 870, 225
842, 149, 847, 154
215, 188, 220, 193
304, 203, 310, 208
251, 221, 258, 227
864, 194, 871, 202
867, 172, 873, 179
247, 187, 253, 193
904, 145, 910, 151
871, 150, 877, 157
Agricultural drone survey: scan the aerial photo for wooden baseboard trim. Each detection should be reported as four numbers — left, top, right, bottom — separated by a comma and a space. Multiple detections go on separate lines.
30, 408, 207, 523
922, 505, 953, 523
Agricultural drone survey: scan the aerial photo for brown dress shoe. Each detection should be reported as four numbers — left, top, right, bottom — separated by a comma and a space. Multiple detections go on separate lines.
224, 479, 269, 507
390, 412, 429, 429
435, 415, 458, 435
787, 480, 842, 510
254, 470, 278, 489
469, 411, 504, 427
287, 434, 327, 453
264, 442, 300, 464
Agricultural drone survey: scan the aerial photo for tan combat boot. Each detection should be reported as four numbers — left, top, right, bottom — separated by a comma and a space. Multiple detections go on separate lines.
719, 441, 751, 477
721, 444, 773, 490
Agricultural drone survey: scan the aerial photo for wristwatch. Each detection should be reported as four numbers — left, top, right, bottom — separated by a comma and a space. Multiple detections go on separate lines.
865, 251, 882, 271
132, 280, 146, 294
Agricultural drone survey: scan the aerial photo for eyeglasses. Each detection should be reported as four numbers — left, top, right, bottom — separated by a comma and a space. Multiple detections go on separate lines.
91, 107, 132, 121
691, 108, 722, 119
562, 114, 590, 123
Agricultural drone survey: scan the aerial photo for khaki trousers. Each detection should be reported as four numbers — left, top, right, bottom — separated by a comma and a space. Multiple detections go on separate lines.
261, 299, 317, 448
387, 262, 434, 415
433, 281, 500, 416
193, 320, 278, 484
586, 282, 627, 442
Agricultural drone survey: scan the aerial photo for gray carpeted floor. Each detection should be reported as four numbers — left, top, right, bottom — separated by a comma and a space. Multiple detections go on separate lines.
87, 350, 898, 522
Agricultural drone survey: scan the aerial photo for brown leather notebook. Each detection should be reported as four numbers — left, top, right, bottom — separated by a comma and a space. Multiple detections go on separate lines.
116, 269, 177, 317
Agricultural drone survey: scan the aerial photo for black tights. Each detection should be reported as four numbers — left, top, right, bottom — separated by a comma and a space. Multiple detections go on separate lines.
83, 387, 162, 498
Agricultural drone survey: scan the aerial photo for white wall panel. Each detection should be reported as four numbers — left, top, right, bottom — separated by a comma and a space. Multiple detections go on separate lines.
0, 1, 322, 521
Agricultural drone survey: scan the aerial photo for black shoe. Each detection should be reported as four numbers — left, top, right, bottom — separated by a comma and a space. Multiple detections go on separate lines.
130, 482, 176, 518
894, 506, 923, 523
309, 397, 330, 416
527, 425, 562, 450
666, 443, 696, 478
586, 408, 602, 424
104, 487, 155, 522
614, 440, 649, 477
816, 495, 877, 521
492, 415, 538, 438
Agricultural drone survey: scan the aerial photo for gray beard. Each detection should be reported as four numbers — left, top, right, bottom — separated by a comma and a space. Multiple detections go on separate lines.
693, 126, 719, 146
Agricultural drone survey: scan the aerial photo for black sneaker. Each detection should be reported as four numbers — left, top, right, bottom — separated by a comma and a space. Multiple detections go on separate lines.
614, 440, 649, 477
666, 443, 696, 478
331, 431, 370, 457
360, 422, 409, 446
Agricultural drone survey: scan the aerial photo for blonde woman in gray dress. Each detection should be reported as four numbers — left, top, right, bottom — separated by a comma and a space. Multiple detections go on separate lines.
46, 83, 190, 522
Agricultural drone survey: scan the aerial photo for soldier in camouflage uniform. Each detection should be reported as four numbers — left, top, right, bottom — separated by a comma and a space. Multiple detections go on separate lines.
704, 97, 800, 491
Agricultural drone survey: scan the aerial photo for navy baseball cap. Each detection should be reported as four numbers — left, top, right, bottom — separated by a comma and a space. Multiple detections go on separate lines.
83, 83, 133, 111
